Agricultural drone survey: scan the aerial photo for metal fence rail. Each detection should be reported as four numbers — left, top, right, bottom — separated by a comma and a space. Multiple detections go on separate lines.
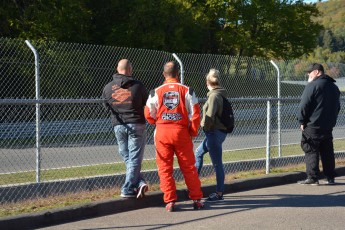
1, 38, 345, 204
1, 97, 344, 203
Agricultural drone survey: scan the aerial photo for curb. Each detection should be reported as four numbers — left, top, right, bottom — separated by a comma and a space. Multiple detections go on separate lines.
1, 166, 345, 230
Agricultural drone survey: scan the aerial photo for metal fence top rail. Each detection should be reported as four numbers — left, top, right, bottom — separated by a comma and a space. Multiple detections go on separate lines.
0, 99, 104, 105
1, 97, 344, 105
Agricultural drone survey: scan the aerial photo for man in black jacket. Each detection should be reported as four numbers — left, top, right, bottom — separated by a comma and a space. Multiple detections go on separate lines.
103, 59, 149, 198
297, 63, 341, 185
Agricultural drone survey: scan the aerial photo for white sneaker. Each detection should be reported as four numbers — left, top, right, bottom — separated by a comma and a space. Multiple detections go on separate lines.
120, 193, 136, 198
137, 184, 148, 198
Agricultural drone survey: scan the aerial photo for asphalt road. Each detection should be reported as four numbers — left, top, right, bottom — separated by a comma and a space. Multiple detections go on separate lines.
38, 175, 345, 230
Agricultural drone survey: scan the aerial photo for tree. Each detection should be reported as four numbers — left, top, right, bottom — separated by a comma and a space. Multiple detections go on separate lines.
217, 0, 323, 59
103, 0, 203, 52
1, 0, 324, 59
322, 30, 336, 51
1, 0, 93, 42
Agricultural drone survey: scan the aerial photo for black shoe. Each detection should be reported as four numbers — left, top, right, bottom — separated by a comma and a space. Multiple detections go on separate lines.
297, 178, 319, 186
206, 193, 224, 202
326, 178, 335, 185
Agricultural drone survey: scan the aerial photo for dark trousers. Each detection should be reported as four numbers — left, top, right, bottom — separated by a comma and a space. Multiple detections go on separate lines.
301, 128, 336, 180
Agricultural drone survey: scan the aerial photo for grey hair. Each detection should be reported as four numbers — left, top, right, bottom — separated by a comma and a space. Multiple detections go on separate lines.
206, 68, 221, 86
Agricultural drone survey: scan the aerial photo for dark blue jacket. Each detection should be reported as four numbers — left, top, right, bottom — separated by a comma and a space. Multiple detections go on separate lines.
298, 74, 340, 130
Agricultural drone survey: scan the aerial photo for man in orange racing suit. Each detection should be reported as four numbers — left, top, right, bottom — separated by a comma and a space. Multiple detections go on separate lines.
144, 61, 204, 212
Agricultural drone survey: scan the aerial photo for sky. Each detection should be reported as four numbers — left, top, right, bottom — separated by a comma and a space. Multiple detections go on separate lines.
292, 0, 328, 4
303, 0, 326, 3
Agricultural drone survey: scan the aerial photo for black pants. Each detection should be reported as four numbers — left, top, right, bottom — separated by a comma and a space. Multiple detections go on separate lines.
300, 128, 336, 180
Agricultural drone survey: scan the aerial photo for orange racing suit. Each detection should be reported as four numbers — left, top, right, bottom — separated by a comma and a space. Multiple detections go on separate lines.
144, 78, 203, 203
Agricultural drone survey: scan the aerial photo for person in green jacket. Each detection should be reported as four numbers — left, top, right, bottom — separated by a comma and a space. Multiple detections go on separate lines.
195, 68, 229, 202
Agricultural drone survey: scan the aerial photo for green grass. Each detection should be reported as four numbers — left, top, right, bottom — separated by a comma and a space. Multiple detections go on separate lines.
1, 139, 344, 186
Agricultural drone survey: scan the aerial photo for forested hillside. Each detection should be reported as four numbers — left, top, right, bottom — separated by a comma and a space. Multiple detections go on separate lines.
317, 0, 345, 42
305, 0, 345, 63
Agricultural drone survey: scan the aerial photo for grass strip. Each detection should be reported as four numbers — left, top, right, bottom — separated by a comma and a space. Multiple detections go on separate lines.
1, 140, 345, 185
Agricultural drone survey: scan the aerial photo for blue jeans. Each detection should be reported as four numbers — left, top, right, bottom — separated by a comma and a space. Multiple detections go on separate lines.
114, 123, 146, 195
195, 129, 227, 193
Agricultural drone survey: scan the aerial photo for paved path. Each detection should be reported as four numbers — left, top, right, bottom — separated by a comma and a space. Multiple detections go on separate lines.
39, 176, 345, 230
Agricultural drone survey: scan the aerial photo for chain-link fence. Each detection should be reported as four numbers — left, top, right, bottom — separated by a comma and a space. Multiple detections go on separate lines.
1, 38, 345, 204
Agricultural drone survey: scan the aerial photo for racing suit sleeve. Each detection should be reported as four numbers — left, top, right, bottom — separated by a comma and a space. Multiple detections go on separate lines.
186, 88, 201, 137
144, 89, 158, 124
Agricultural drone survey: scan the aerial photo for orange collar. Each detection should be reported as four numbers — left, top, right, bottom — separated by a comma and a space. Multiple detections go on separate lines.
164, 78, 179, 84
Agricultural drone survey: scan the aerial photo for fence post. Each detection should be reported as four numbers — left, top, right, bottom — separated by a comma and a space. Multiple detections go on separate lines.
270, 60, 281, 157
172, 53, 184, 85
266, 99, 271, 174
25, 40, 41, 183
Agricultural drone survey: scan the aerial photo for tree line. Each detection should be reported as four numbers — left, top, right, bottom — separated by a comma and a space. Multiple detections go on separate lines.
305, 0, 345, 63
1, 0, 325, 60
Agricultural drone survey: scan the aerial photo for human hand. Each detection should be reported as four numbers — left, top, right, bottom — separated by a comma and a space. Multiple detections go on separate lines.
300, 124, 304, 131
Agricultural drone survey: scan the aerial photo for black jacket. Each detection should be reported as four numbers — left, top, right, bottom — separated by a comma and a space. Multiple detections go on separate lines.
102, 73, 148, 126
298, 74, 340, 130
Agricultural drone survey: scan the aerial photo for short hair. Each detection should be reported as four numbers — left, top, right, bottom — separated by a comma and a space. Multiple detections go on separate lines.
164, 61, 179, 78
206, 68, 221, 87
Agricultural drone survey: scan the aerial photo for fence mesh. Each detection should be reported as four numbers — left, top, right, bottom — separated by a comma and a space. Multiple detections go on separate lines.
0, 38, 36, 99
1, 38, 345, 204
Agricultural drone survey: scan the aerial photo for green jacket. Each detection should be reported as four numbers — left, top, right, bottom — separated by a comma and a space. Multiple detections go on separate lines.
201, 87, 228, 132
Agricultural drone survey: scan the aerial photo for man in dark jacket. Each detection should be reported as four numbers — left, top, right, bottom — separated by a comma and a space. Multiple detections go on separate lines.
297, 63, 341, 185
103, 59, 149, 198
